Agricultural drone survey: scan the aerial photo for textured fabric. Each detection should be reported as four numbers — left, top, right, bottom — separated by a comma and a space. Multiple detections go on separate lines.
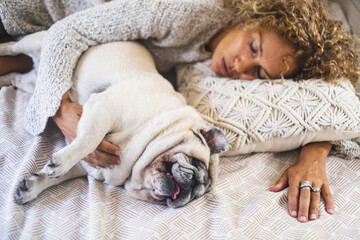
331, 138, 360, 160
176, 60, 360, 157
325, 1, 351, 33
0, 0, 109, 36
324, 1, 360, 158
0, 0, 232, 136
1, 86, 360, 239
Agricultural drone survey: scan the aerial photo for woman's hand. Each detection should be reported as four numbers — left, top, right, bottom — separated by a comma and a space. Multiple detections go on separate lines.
270, 142, 334, 222
52, 91, 121, 168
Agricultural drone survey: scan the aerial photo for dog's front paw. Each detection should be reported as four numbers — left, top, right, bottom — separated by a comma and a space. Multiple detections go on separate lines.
14, 173, 43, 205
46, 154, 70, 178
0, 41, 16, 55
0, 74, 13, 87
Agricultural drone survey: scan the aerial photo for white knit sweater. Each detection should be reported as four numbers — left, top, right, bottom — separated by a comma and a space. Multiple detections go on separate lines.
0, 0, 232, 135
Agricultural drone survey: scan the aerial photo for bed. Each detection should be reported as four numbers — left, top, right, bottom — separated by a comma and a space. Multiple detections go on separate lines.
1, 1, 360, 239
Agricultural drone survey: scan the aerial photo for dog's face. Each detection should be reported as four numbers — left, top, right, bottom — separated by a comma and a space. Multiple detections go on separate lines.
125, 127, 229, 208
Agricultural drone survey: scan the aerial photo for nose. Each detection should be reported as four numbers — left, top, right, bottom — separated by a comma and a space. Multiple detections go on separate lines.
234, 57, 257, 79
172, 163, 195, 189
234, 56, 254, 73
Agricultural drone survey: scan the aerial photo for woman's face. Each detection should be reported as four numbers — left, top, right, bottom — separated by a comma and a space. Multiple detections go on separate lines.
209, 27, 299, 80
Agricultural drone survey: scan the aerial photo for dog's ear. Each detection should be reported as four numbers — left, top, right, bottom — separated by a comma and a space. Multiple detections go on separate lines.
200, 127, 229, 154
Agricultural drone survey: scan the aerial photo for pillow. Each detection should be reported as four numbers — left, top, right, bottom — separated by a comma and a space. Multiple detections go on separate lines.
176, 60, 360, 156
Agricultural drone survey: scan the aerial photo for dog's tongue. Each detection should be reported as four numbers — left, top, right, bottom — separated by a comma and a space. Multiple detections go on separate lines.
166, 172, 180, 200
172, 181, 180, 199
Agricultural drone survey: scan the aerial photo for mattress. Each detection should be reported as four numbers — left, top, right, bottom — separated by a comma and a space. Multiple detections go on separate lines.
1, 0, 360, 238
1, 86, 359, 239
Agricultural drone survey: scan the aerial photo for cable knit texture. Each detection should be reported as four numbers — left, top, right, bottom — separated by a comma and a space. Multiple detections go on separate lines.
176, 60, 360, 158
0, 0, 232, 135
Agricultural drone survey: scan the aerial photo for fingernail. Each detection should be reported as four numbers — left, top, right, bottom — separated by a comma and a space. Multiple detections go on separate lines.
291, 211, 297, 217
116, 159, 121, 164
115, 151, 120, 156
109, 165, 114, 169
270, 184, 279, 190
328, 209, 334, 214
310, 214, 317, 220
299, 216, 307, 222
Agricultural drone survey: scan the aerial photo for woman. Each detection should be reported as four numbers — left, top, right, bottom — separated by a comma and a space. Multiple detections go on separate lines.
0, 0, 358, 223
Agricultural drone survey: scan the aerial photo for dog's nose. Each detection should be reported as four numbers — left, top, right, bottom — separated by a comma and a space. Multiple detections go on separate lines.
172, 163, 195, 189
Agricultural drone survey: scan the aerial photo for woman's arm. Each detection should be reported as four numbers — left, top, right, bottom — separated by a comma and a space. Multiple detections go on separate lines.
53, 91, 121, 168
22, 0, 227, 166
24, 0, 175, 136
24, 0, 182, 167
270, 142, 334, 222
23, 0, 230, 136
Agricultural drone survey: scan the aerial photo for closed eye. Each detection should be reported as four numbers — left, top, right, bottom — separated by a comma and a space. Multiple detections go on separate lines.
250, 40, 257, 54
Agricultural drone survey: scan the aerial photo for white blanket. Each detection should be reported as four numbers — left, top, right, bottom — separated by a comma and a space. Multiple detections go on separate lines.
1, 86, 359, 239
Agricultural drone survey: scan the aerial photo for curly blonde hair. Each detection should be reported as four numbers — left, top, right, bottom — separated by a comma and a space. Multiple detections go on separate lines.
224, 0, 359, 83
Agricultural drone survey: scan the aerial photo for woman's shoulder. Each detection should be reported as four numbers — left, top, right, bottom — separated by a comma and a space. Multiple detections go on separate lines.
156, 0, 225, 11
165, 0, 230, 22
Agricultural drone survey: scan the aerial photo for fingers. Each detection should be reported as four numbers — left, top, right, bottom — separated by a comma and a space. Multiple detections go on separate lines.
287, 179, 300, 218
297, 182, 334, 222
321, 184, 334, 215
84, 149, 120, 168
298, 186, 311, 222
97, 140, 121, 158
83, 140, 121, 168
53, 99, 120, 169
270, 171, 288, 192
309, 186, 321, 220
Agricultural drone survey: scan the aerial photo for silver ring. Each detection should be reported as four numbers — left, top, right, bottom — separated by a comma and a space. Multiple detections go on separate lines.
300, 181, 312, 189
300, 186, 312, 191
312, 187, 321, 193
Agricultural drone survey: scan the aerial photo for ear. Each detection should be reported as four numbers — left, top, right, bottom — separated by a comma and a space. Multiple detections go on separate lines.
200, 127, 229, 154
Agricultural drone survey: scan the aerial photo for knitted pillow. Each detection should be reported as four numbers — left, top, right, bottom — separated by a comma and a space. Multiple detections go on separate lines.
176, 60, 360, 156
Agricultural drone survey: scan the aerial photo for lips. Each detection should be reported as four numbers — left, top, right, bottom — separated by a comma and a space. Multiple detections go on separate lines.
220, 57, 230, 77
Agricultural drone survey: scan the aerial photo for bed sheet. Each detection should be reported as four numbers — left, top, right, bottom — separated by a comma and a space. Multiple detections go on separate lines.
0, 86, 359, 239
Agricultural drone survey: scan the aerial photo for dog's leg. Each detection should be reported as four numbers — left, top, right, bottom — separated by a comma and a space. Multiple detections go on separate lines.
0, 31, 45, 56
14, 163, 87, 204
0, 72, 13, 87
0, 31, 43, 91
46, 93, 113, 178
0, 41, 20, 56
0, 71, 37, 93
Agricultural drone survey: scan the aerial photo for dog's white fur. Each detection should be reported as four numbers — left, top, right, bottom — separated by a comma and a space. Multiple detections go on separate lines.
1, 31, 229, 207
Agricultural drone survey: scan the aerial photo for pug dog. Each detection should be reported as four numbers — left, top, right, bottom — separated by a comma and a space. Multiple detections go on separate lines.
0, 31, 229, 207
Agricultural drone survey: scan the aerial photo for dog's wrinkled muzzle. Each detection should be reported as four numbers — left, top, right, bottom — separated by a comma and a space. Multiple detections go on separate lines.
166, 153, 211, 207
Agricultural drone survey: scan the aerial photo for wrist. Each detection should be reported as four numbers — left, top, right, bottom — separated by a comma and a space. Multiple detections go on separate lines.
53, 94, 71, 123
298, 142, 331, 165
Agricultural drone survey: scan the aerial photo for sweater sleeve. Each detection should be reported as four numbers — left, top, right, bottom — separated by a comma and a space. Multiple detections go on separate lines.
24, 0, 175, 135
